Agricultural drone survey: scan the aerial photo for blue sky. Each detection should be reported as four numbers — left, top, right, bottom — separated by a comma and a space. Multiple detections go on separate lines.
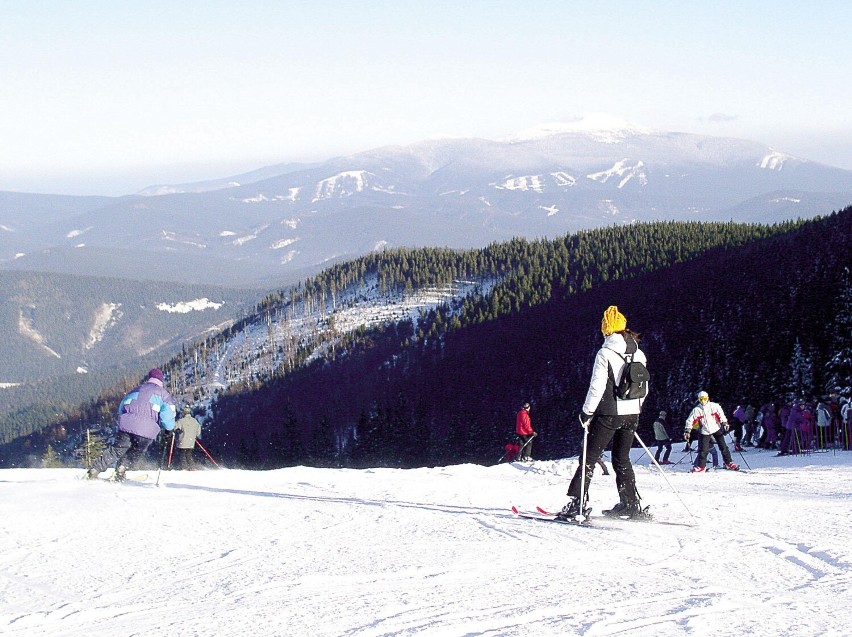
2, 0, 850, 195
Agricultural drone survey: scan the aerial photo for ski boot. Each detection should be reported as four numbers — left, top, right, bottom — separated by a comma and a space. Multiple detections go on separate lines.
555, 497, 590, 522
604, 501, 652, 521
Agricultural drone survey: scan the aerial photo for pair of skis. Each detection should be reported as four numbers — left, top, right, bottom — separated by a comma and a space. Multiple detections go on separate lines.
510, 505, 620, 527
511, 505, 697, 528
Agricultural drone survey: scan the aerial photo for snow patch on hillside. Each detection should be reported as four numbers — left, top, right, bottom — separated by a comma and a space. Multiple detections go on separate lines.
279, 250, 298, 264
202, 276, 495, 390
17, 310, 61, 358
551, 172, 577, 187
156, 298, 224, 314
232, 225, 269, 246
313, 171, 370, 202
85, 302, 123, 350
598, 200, 621, 216
493, 175, 544, 193
759, 151, 793, 170
271, 238, 299, 250
66, 227, 93, 239
588, 160, 648, 188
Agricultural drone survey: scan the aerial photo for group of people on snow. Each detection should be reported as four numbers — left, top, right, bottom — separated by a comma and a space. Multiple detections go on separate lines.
504, 302, 852, 522
510, 305, 746, 522
86, 368, 203, 480
747, 397, 852, 454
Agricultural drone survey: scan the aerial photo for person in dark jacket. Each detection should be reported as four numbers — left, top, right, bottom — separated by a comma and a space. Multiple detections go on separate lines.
87, 368, 176, 480
515, 403, 535, 461
557, 306, 649, 521
653, 411, 673, 464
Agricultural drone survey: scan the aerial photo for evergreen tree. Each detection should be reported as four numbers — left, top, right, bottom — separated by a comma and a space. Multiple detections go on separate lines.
824, 267, 852, 396
42, 444, 64, 468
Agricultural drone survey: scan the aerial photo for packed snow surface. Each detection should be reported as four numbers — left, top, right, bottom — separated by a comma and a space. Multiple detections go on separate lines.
2, 449, 851, 636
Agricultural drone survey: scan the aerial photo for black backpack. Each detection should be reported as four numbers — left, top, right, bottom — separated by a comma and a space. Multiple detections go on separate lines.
614, 340, 650, 400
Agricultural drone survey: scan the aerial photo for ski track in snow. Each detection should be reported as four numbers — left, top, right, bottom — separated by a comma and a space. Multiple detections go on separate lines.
1, 450, 851, 636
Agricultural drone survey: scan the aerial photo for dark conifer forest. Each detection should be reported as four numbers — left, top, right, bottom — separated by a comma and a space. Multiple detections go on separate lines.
206, 209, 851, 469
2, 208, 850, 469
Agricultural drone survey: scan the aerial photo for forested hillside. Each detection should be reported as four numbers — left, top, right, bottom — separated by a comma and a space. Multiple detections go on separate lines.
3, 208, 849, 469
201, 209, 849, 468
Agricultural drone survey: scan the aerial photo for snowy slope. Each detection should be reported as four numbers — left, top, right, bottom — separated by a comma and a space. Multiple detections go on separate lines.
2, 448, 851, 637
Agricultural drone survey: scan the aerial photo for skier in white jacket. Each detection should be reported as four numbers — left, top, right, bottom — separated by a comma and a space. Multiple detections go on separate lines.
557, 305, 650, 521
683, 391, 739, 472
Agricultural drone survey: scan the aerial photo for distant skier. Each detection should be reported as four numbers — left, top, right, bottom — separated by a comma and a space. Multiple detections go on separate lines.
173, 405, 203, 470
652, 411, 673, 464
557, 306, 649, 521
515, 403, 536, 462
683, 391, 738, 473
87, 368, 176, 481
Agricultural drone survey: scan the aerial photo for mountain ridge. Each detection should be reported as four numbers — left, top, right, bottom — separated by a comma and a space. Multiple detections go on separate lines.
1, 118, 850, 286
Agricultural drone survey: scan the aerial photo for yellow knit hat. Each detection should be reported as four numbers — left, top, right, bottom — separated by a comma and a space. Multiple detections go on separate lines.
601, 305, 627, 335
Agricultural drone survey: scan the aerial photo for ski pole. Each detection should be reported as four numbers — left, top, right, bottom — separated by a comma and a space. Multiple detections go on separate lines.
634, 432, 698, 524
726, 431, 752, 470
195, 440, 221, 468
673, 448, 692, 467
167, 431, 176, 468
577, 416, 589, 523
515, 432, 537, 461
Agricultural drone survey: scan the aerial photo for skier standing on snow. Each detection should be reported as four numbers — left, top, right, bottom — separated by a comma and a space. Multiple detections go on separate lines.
683, 391, 739, 473
87, 368, 177, 481
515, 403, 536, 462
557, 306, 649, 521
652, 411, 673, 464
173, 405, 202, 470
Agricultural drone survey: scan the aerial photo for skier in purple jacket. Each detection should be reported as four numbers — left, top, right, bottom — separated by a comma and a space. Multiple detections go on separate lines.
87, 368, 176, 481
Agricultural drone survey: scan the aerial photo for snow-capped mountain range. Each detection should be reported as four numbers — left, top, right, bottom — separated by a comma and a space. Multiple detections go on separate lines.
1, 115, 850, 286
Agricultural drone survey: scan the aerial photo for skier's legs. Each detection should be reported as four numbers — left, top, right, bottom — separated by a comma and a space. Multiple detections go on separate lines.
91, 431, 134, 473
567, 419, 614, 501
714, 430, 734, 465
121, 433, 154, 470
610, 419, 639, 506
695, 434, 711, 469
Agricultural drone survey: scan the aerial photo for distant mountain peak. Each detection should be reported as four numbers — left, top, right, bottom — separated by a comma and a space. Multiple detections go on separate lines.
504, 113, 656, 143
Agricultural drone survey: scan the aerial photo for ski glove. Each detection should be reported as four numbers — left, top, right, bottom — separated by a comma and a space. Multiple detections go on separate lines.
579, 413, 593, 431
683, 431, 691, 441
723, 422, 730, 432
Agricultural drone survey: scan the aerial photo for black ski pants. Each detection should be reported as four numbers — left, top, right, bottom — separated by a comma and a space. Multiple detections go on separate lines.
655, 439, 672, 462
568, 414, 639, 507
517, 434, 534, 460
694, 430, 733, 469
92, 431, 154, 472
